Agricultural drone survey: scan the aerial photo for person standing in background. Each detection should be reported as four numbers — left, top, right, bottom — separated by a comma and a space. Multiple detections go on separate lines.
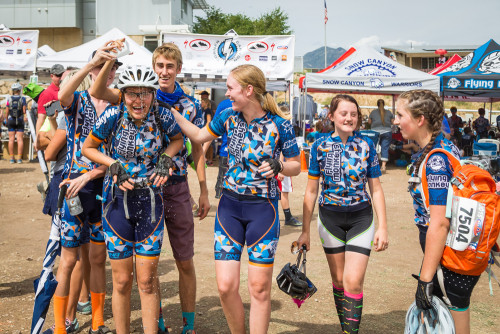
5, 82, 27, 163
367, 99, 394, 173
473, 108, 490, 139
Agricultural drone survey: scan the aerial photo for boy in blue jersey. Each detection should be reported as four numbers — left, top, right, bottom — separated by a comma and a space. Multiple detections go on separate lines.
49, 46, 121, 334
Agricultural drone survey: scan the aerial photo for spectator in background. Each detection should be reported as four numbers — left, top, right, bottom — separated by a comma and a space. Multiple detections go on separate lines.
473, 108, 490, 139
438, 55, 446, 65
201, 99, 214, 166
461, 127, 474, 157
368, 99, 394, 173
6, 82, 27, 163
448, 106, 463, 146
35, 64, 65, 150
200, 90, 216, 114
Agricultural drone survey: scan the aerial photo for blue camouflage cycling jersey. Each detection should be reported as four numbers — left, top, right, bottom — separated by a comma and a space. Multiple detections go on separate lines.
89, 104, 180, 182
409, 133, 460, 227
208, 108, 299, 200
63, 90, 111, 176
157, 84, 204, 177
308, 131, 381, 211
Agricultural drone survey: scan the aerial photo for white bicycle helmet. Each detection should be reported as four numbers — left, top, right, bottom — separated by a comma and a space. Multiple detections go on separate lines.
404, 296, 455, 334
11, 82, 22, 91
117, 65, 159, 90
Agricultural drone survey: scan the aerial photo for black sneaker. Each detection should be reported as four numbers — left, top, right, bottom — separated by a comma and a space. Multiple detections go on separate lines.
89, 325, 111, 334
284, 216, 302, 226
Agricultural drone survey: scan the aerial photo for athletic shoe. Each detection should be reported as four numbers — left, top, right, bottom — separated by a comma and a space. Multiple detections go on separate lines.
43, 318, 80, 334
184, 330, 196, 334
9, 159, 14, 164
76, 300, 91, 315
17, 159, 22, 164
284, 216, 302, 226
158, 329, 170, 334
89, 325, 111, 334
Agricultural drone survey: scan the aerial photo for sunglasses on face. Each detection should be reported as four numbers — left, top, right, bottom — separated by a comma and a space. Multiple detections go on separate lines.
124, 91, 153, 101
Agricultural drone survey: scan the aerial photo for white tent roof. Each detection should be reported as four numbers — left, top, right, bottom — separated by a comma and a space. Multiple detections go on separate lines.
37, 45, 56, 58
37, 28, 152, 70
304, 46, 440, 94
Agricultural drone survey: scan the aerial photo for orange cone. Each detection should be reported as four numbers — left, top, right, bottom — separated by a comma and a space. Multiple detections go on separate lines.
300, 150, 308, 172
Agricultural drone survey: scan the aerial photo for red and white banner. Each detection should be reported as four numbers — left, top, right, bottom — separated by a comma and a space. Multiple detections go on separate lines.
162, 32, 295, 82
0, 30, 39, 71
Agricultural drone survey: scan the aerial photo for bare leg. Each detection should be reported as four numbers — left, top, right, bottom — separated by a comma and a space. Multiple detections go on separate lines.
110, 258, 134, 334
79, 243, 91, 303
215, 260, 245, 334
247, 264, 273, 334
8, 131, 15, 158
450, 309, 470, 334
66, 251, 84, 321
176, 258, 196, 312
16, 131, 23, 158
136, 256, 160, 334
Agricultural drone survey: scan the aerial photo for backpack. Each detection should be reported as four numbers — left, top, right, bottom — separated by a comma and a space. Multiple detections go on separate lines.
9, 95, 23, 119
419, 148, 500, 276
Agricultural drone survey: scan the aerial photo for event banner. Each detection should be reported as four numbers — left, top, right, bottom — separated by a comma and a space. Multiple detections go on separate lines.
0, 30, 39, 71
162, 32, 295, 81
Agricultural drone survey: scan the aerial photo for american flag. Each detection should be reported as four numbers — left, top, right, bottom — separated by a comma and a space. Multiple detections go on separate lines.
324, 0, 328, 24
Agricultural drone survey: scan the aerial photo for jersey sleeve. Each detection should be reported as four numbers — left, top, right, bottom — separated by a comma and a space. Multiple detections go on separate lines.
208, 108, 232, 137
308, 140, 321, 179
425, 152, 453, 206
63, 92, 81, 117
158, 106, 181, 138
365, 137, 382, 178
277, 118, 299, 158
90, 106, 120, 143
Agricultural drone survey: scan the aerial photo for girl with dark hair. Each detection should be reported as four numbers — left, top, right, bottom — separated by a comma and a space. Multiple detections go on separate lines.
395, 90, 476, 334
297, 94, 388, 334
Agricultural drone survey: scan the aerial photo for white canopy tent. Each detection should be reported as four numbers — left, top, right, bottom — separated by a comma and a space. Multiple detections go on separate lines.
304, 46, 440, 94
36, 28, 152, 70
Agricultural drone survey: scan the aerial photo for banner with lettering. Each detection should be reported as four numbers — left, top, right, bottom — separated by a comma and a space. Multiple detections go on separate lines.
305, 46, 440, 94
0, 30, 39, 71
162, 32, 295, 82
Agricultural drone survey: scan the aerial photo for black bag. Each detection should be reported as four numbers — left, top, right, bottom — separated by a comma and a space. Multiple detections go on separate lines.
276, 245, 317, 301
9, 95, 23, 119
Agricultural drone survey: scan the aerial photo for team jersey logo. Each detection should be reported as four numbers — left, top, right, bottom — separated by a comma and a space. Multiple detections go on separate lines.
427, 155, 446, 172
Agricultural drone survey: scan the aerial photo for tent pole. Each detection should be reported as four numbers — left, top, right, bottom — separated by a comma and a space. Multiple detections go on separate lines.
490, 99, 493, 125
303, 81, 308, 140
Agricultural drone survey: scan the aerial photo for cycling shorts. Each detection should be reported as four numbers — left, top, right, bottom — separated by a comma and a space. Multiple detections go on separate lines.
103, 186, 164, 260
214, 189, 280, 267
318, 205, 374, 256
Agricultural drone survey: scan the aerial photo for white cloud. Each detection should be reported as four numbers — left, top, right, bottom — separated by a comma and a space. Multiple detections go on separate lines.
352, 36, 381, 50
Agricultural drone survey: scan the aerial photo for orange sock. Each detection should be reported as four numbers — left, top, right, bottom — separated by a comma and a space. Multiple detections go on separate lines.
91, 291, 105, 330
53, 295, 69, 334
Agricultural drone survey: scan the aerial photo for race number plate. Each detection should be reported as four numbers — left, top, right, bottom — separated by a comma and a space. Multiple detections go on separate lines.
446, 196, 485, 251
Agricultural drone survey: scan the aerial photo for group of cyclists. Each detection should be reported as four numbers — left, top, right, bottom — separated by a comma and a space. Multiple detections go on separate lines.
26, 38, 481, 334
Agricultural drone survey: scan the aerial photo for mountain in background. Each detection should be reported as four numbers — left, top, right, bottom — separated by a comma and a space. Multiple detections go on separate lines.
303, 46, 347, 69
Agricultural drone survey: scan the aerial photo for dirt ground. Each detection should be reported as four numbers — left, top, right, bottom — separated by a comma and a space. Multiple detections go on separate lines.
0, 159, 499, 334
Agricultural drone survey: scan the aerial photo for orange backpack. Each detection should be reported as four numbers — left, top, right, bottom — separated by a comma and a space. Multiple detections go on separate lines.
419, 148, 500, 276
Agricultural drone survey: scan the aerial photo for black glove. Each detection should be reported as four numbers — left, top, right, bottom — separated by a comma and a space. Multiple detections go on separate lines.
109, 160, 130, 186
413, 274, 433, 310
154, 153, 175, 177
262, 158, 283, 176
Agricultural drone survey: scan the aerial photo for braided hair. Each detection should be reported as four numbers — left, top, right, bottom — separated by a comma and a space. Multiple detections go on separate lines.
398, 89, 445, 175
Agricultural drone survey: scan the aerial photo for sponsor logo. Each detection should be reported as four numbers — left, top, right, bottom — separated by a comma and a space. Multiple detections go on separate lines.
370, 78, 384, 88
245, 55, 251, 61
188, 39, 211, 51
277, 45, 288, 50
324, 144, 342, 181
428, 155, 446, 172
259, 56, 268, 61
271, 55, 277, 61
0, 35, 14, 47
427, 174, 448, 189
22, 39, 32, 44
26, 49, 31, 54
281, 55, 287, 61
6, 49, 13, 55
214, 38, 241, 64
247, 41, 268, 53
345, 58, 397, 77
17, 49, 22, 55
447, 78, 461, 89
464, 78, 494, 90
391, 82, 423, 87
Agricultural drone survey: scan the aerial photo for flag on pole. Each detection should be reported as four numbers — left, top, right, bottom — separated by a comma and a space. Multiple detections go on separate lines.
324, 0, 328, 24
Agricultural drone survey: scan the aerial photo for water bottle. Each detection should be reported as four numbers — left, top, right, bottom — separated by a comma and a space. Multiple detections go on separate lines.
66, 195, 83, 216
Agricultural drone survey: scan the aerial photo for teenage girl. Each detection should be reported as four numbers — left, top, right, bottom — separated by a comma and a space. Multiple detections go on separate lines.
297, 94, 389, 334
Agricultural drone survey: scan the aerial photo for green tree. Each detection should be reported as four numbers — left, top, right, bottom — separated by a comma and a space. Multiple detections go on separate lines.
193, 6, 292, 35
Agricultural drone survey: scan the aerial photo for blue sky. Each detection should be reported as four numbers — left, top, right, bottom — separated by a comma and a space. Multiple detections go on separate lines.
195, 0, 500, 56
